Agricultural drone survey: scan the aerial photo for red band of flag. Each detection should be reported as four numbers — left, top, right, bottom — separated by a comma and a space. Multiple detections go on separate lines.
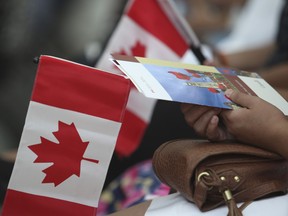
32, 56, 131, 122
126, 0, 188, 56
3, 190, 97, 216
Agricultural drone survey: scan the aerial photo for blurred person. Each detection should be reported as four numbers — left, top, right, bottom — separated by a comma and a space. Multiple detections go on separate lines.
102, 0, 288, 213
211, 0, 285, 72
214, 0, 284, 60
186, 0, 284, 72
99, 1, 288, 214
210, 0, 288, 101
181, 0, 288, 154
106, 89, 288, 216
1, 0, 286, 213
186, 0, 246, 43
229, 2, 288, 101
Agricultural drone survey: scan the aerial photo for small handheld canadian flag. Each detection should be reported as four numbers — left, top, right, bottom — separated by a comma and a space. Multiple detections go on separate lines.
1, 55, 131, 216
96, 0, 202, 157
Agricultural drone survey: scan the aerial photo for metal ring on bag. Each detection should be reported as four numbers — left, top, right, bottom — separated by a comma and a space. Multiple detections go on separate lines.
197, 171, 210, 182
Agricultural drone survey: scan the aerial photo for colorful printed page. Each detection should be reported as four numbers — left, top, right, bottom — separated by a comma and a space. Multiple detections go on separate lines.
112, 54, 288, 115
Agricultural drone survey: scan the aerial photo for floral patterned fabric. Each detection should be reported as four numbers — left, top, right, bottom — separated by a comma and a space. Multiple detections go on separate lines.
97, 159, 170, 215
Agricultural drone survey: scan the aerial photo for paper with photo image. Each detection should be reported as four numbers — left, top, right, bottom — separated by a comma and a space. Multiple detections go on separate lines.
112, 54, 288, 115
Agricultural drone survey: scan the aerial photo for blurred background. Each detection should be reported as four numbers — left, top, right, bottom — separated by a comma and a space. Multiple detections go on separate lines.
0, 0, 128, 152
0, 0, 283, 153
0, 0, 285, 212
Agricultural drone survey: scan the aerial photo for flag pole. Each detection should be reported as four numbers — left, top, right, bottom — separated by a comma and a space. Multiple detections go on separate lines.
157, 0, 206, 64
189, 45, 206, 65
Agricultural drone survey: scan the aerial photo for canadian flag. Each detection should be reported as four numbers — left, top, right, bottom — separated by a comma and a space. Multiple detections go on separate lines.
96, 0, 196, 157
1, 56, 130, 216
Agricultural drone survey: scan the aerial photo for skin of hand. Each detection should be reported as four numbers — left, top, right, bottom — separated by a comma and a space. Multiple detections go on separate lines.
221, 89, 288, 158
181, 90, 288, 159
180, 59, 235, 141
180, 103, 233, 141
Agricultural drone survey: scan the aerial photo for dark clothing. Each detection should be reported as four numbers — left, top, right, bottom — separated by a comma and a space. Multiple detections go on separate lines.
105, 100, 198, 186
267, 0, 288, 66
0, 158, 14, 205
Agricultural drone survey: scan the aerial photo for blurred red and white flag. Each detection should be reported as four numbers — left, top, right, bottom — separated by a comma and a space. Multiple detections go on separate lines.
96, 0, 199, 157
1, 56, 130, 216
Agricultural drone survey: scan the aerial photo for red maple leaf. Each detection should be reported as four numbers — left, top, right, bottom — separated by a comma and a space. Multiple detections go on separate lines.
130, 41, 146, 57
113, 40, 146, 57
28, 121, 99, 186
112, 41, 147, 89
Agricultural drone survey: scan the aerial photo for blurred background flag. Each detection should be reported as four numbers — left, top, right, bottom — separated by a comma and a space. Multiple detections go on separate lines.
96, 0, 204, 157
1, 56, 130, 216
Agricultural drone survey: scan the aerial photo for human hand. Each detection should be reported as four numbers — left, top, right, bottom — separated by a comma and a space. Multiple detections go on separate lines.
221, 89, 288, 155
180, 60, 234, 141
180, 103, 233, 141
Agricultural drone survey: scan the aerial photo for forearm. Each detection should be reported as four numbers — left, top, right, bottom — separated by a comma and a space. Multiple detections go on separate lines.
216, 43, 276, 70
273, 120, 288, 160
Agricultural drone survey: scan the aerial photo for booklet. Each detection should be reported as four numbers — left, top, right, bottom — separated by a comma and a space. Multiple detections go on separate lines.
112, 54, 288, 115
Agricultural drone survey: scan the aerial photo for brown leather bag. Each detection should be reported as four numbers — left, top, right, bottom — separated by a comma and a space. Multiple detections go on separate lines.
152, 139, 288, 216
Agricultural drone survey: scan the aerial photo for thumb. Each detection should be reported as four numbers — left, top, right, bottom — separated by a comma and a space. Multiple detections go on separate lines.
225, 89, 255, 108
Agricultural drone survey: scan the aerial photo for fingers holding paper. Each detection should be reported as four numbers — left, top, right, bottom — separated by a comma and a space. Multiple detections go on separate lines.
181, 89, 288, 159
221, 90, 288, 156
180, 103, 232, 141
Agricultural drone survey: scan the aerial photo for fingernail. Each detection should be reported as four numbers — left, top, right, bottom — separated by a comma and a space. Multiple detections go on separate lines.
225, 89, 233, 98
210, 115, 218, 124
